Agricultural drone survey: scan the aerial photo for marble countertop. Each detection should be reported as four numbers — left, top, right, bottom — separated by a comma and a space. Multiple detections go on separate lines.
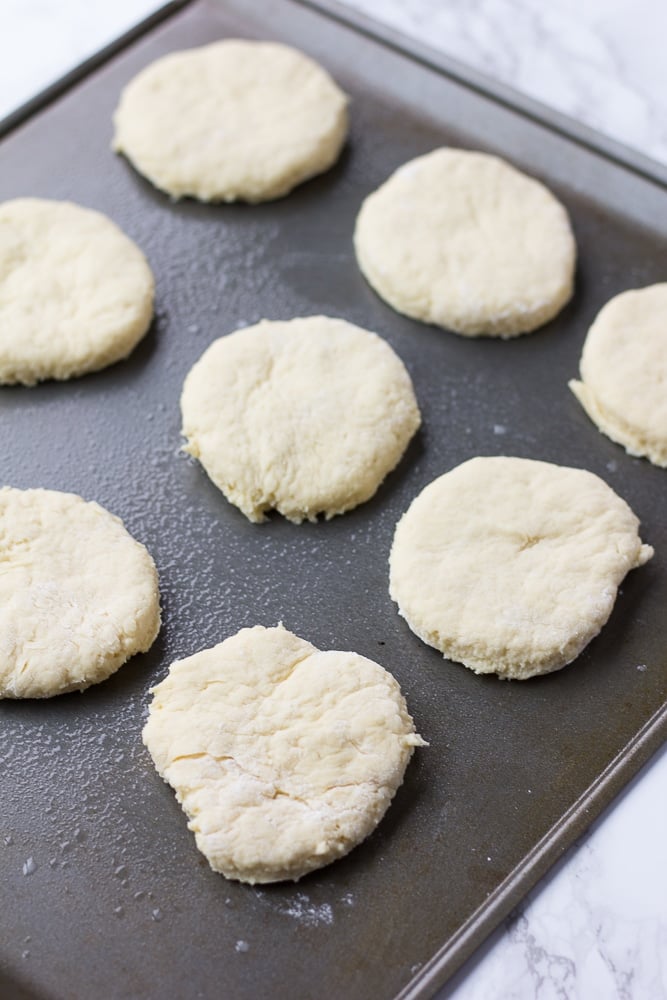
3, 3, 666, 998
343, 0, 667, 170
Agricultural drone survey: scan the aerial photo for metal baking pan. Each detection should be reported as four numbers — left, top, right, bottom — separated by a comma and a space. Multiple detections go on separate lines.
1, 1, 666, 997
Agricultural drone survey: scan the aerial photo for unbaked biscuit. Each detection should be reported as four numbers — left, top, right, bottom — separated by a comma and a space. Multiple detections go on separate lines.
389, 457, 652, 679
143, 624, 425, 883
112, 40, 348, 202
180, 316, 421, 522
569, 284, 667, 467
354, 148, 576, 337
0, 198, 154, 385
0, 487, 160, 698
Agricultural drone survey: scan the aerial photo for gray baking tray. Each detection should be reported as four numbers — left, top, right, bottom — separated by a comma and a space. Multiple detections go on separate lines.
1, 1, 666, 998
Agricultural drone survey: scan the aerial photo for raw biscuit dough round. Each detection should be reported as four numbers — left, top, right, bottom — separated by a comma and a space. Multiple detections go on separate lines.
142, 624, 425, 883
354, 148, 576, 337
112, 40, 348, 202
0, 198, 154, 385
180, 316, 421, 523
0, 488, 161, 698
569, 284, 667, 467
389, 457, 653, 679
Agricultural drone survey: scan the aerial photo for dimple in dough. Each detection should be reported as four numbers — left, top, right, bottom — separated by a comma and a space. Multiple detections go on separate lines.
142, 624, 425, 884
354, 148, 576, 337
0, 198, 154, 386
0, 487, 161, 698
180, 316, 421, 523
112, 40, 348, 203
569, 283, 667, 467
389, 457, 653, 680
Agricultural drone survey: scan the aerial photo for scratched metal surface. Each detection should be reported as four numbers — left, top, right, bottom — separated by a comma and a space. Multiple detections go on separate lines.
0, 1, 666, 998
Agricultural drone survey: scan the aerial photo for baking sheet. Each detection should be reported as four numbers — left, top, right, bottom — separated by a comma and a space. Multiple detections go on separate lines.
1, 1, 666, 997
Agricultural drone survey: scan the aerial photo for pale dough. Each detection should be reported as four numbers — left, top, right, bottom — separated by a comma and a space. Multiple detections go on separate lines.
354, 148, 576, 337
569, 284, 667, 467
112, 40, 348, 202
0, 198, 154, 385
143, 624, 425, 883
180, 316, 421, 523
389, 457, 652, 679
0, 488, 161, 698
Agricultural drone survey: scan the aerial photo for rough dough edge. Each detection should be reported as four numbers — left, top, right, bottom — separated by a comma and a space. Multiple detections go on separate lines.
0, 487, 162, 699
353, 149, 576, 338
179, 315, 422, 524
388, 459, 653, 680
0, 198, 155, 386
569, 379, 667, 469
142, 623, 427, 883
112, 41, 349, 204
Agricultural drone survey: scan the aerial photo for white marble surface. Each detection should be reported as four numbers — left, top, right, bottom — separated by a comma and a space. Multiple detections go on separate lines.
0, 0, 161, 121
342, 0, 667, 169
444, 745, 667, 1000
2, 2, 667, 999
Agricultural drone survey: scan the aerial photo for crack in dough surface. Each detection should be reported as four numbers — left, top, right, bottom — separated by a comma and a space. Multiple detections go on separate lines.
143, 624, 425, 883
112, 40, 348, 202
569, 283, 667, 467
0, 198, 154, 385
389, 457, 652, 679
0, 487, 160, 698
180, 316, 421, 523
354, 148, 576, 337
